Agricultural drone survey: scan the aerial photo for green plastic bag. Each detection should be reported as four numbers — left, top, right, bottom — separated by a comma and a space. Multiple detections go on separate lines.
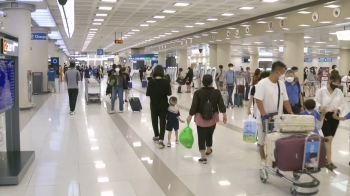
179, 124, 194, 149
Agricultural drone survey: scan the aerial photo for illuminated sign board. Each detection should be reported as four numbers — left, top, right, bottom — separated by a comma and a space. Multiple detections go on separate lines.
1, 38, 19, 56
31, 33, 47, 40
115, 39, 123, 44
336, 30, 350, 41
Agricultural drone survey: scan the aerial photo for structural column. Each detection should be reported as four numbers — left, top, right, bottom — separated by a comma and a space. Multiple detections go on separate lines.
217, 43, 231, 69
177, 48, 188, 70
0, 3, 36, 108
209, 44, 217, 69
31, 27, 50, 92
283, 33, 304, 82
339, 49, 350, 76
250, 54, 258, 71
158, 51, 166, 67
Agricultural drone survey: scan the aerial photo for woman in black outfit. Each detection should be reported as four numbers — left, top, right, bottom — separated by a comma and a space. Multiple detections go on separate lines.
146, 65, 172, 149
184, 67, 194, 93
186, 75, 227, 164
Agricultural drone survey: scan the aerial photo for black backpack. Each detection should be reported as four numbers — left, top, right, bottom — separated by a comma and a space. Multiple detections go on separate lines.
201, 90, 214, 120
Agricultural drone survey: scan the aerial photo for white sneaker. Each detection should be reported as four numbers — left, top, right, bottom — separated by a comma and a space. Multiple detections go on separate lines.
70, 111, 75, 115
109, 110, 116, 114
118, 110, 123, 113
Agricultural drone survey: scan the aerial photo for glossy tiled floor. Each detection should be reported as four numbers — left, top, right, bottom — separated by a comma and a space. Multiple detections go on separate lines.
1, 78, 350, 196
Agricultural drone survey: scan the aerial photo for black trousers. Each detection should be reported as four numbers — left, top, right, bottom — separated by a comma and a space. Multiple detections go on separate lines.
322, 112, 339, 137
197, 124, 216, 151
283, 104, 301, 114
68, 89, 79, 112
150, 106, 167, 140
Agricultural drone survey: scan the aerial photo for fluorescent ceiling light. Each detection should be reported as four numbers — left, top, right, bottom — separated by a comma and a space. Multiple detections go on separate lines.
266, 30, 273, 32
48, 31, 62, 40
159, 35, 166, 37
96, 13, 108, 17
57, 0, 74, 38
239, 7, 255, 10
86, 37, 92, 39
336, 30, 350, 41
299, 24, 309, 27
31, 8, 56, 27
320, 21, 332, 24
93, 19, 104, 21
173, 3, 190, 6
256, 21, 267, 23
185, 25, 194, 28
171, 30, 179, 32
211, 32, 218, 34
346, 17, 350, 20
124, 35, 131, 36
298, 11, 311, 14
329, 32, 337, 35
216, 40, 222, 42
163, 10, 176, 13
92, 23, 102, 25
98, 6, 113, 10
275, 17, 286, 19
154, 37, 160, 38
165, 33, 172, 35
87, 35, 94, 38
207, 18, 218, 21
88, 32, 96, 34
315, 42, 326, 44
146, 20, 157, 23
324, 5, 340, 8
90, 28, 98, 31
140, 24, 149, 26
101, 0, 117, 2
195, 22, 205, 25
262, 0, 279, 2
131, 29, 140, 32
227, 27, 236, 29
87, 34, 95, 36
254, 42, 263, 44
127, 32, 135, 34
221, 13, 234, 16
304, 36, 312, 39
153, 15, 165, 18
241, 24, 250, 27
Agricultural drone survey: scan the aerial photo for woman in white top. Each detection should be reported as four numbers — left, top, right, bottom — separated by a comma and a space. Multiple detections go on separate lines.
315, 73, 345, 170
307, 67, 317, 96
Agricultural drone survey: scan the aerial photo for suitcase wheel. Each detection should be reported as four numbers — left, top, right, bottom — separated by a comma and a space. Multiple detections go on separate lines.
293, 172, 301, 180
259, 169, 268, 183
290, 187, 297, 196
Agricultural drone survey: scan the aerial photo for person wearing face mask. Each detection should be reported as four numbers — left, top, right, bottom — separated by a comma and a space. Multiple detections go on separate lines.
284, 70, 303, 114
109, 67, 126, 114
315, 73, 345, 170
223, 63, 237, 108
307, 67, 317, 97
331, 65, 338, 75
291, 66, 299, 83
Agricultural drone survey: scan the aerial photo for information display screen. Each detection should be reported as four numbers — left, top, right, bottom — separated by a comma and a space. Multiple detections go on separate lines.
304, 58, 312, 62
318, 57, 332, 62
0, 59, 15, 113
242, 57, 250, 63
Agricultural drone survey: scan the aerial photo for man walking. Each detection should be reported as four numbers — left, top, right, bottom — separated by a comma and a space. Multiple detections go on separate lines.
224, 63, 237, 107
245, 67, 251, 101
47, 66, 56, 93
65, 62, 80, 115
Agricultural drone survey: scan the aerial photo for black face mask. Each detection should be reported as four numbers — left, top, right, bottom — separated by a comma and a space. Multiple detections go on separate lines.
330, 83, 339, 90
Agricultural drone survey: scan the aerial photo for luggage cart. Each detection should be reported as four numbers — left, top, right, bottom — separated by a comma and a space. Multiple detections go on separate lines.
85, 78, 101, 105
259, 120, 323, 196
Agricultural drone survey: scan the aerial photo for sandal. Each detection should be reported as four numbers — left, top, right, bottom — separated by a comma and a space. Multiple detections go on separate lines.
206, 149, 213, 156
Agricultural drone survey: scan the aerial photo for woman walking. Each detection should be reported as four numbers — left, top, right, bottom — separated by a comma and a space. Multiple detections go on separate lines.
186, 74, 227, 164
184, 67, 194, 93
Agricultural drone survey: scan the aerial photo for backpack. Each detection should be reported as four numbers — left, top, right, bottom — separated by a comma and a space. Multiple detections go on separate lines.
201, 90, 214, 120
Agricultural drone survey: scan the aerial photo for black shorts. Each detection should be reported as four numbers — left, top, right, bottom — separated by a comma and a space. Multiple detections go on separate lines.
321, 112, 339, 137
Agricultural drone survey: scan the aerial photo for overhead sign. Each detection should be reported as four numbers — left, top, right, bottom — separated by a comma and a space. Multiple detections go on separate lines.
131, 54, 158, 60
1, 38, 19, 56
279, 46, 284, 52
31, 33, 47, 40
51, 57, 59, 65
115, 39, 123, 44
97, 49, 104, 55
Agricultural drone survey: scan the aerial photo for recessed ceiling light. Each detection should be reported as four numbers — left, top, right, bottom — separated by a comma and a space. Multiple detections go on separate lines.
262, 0, 279, 2
327, 45, 336, 47
101, 0, 117, 2
185, 25, 194, 28
239, 7, 255, 10
86, 37, 92, 39
131, 29, 140, 32
153, 15, 165, 19
298, 11, 311, 14
87, 34, 95, 36
146, 20, 157, 23
90, 28, 98, 31
124, 35, 131, 37
254, 42, 263, 44
299, 24, 309, 27
304, 36, 312, 39
93, 19, 104, 21
127, 32, 135, 34
275, 17, 286, 19
92, 23, 102, 25
171, 30, 179, 33
241, 24, 250, 27
324, 5, 340, 8
154, 37, 160, 39
98, 7, 113, 10
216, 40, 222, 42
315, 42, 326, 44
256, 21, 267, 23
207, 18, 218, 21
173, 3, 190, 6
226, 38, 230, 40
96, 13, 108, 17
320, 21, 332, 24
87, 35, 94, 38
163, 10, 176, 13
329, 32, 337, 35
165, 33, 172, 35
211, 31, 218, 34
280, 40, 284, 41
195, 22, 205, 25
346, 17, 350, 20
159, 35, 166, 37
227, 27, 236, 29
266, 30, 273, 32
221, 13, 234, 16
140, 24, 149, 26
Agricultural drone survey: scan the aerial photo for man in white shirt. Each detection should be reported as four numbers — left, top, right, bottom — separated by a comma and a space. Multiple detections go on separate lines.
254, 61, 293, 166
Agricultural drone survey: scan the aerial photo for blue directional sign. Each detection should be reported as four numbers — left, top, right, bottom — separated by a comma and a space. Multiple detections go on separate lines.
31, 33, 47, 40
97, 49, 104, 55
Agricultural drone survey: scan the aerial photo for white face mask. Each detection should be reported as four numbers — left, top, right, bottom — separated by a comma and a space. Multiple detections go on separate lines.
229, 67, 234, 71
116, 68, 120, 72
285, 77, 294, 83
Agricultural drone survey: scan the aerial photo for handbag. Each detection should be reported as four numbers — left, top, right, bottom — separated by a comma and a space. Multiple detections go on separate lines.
176, 77, 186, 85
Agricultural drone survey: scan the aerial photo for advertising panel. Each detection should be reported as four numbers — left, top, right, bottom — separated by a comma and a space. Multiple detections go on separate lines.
0, 59, 15, 113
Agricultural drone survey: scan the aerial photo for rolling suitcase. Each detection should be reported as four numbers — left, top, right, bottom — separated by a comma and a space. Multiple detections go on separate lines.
142, 80, 147, 88
273, 115, 315, 133
234, 86, 243, 107
275, 135, 326, 171
237, 85, 245, 95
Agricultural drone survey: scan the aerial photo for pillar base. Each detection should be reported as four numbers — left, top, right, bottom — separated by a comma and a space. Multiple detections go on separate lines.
19, 103, 35, 110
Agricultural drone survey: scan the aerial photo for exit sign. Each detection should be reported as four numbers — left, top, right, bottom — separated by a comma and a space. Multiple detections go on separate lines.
115, 39, 123, 44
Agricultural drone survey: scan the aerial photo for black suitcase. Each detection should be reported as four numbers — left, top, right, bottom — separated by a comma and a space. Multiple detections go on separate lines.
129, 97, 142, 112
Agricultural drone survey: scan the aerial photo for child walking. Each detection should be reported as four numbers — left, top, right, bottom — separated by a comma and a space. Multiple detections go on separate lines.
166, 97, 185, 147
299, 99, 325, 134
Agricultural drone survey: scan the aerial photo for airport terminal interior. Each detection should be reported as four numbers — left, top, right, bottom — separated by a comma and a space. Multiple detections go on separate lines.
1, 0, 350, 196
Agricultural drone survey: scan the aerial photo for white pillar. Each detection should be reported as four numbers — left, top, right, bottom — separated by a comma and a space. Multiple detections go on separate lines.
1, 3, 36, 108
283, 33, 304, 81
31, 27, 50, 92
158, 51, 166, 66
217, 43, 231, 69
177, 48, 187, 70
250, 54, 259, 71
209, 44, 217, 69
339, 49, 350, 76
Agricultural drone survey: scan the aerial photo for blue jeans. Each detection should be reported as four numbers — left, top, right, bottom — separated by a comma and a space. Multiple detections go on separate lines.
111, 86, 124, 111
227, 85, 234, 106
245, 85, 250, 100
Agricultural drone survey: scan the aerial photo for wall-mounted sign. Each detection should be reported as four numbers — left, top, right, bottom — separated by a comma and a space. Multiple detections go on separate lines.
31, 33, 47, 40
97, 49, 104, 55
1, 38, 18, 56
318, 57, 332, 63
279, 46, 284, 52
115, 39, 123, 44
131, 54, 158, 60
